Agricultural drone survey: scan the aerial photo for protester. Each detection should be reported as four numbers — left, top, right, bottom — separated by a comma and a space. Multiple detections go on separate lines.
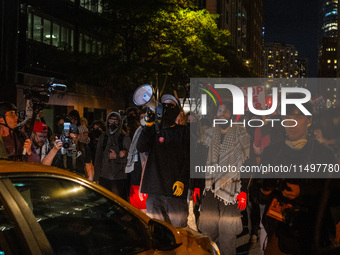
94, 112, 131, 200
137, 94, 190, 227
197, 102, 250, 255
260, 100, 336, 255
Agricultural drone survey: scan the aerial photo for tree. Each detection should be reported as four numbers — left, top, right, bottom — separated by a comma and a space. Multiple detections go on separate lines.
73, 0, 252, 104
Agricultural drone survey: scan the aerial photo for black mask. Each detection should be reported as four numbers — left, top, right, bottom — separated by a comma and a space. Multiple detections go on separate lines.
109, 124, 118, 134
162, 103, 180, 127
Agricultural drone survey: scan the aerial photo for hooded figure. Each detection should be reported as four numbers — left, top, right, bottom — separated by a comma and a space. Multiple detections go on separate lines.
94, 112, 131, 200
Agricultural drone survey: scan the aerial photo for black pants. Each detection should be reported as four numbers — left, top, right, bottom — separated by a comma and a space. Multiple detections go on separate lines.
99, 177, 128, 201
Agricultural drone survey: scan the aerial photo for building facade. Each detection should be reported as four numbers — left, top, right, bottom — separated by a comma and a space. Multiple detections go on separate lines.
263, 43, 301, 78
0, 0, 123, 130
203, 0, 263, 77
318, 0, 339, 107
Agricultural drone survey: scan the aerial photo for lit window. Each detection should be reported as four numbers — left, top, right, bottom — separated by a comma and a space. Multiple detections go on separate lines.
335, 60, 337, 63
328, 59, 331, 63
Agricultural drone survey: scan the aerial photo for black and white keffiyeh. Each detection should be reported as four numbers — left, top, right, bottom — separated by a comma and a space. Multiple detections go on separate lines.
204, 125, 250, 204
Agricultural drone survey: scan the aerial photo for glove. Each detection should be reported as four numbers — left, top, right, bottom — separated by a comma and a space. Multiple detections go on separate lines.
193, 188, 200, 204
172, 181, 184, 196
236, 191, 247, 211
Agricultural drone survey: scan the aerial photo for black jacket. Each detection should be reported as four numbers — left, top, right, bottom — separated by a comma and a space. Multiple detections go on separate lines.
137, 124, 190, 198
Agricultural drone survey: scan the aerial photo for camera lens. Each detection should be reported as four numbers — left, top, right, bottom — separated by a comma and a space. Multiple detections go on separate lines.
63, 138, 70, 149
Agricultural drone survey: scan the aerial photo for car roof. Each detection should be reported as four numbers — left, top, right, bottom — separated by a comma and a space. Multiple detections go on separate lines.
0, 160, 150, 223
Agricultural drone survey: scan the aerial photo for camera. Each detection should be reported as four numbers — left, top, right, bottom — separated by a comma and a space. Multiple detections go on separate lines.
61, 122, 72, 149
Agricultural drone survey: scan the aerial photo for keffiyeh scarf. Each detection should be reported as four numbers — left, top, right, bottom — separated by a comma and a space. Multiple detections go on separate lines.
205, 126, 250, 204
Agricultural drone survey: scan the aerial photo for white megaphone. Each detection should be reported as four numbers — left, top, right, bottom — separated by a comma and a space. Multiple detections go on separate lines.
133, 84, 158, 110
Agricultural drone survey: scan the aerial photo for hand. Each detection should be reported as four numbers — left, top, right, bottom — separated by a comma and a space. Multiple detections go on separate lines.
193, 188, 200, 204
282, 183, 300, 200
109, 149, 117, 159
53, 139, 63, 151
119, 150, 127, 158
172, 181, 184, 196
23, 139, 32, 155
236, 191, 247, 211
138, 186, 147, 201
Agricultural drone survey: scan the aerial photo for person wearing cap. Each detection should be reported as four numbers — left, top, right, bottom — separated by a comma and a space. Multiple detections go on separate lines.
137, 94, 190, 227
259, 99, 336, 254
31, 121, 50, 161
52, 124, 94, 180
0, 101, 38, 161
30, 121, 63, 165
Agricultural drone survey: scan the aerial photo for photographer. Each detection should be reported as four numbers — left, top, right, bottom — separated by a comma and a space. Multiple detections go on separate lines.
0, 101, 39, 162
52, 124, 94, 181
260, 101, 336, 255
30, 121, 63, 165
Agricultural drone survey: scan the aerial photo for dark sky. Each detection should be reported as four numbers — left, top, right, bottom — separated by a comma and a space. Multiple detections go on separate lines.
264, 0, 321, 77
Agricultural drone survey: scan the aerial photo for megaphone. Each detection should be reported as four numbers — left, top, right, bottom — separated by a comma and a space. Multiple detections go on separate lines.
133, 84, 158, 110
133, 84, 163, 130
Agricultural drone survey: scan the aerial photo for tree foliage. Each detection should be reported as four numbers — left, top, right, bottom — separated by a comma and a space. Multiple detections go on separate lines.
73, 0, 252, 102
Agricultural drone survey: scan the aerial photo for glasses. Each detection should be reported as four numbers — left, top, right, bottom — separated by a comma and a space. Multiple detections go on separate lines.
5, 111, 17, 118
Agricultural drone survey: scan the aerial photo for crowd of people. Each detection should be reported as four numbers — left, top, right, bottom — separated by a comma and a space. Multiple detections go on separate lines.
1, 95, 340, 255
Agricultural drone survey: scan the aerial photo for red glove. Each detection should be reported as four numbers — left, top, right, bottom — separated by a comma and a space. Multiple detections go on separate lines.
193, 188, 200, 204
236, 191, 247, 211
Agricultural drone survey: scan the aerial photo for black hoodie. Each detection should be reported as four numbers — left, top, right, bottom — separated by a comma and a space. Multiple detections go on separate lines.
94, 112, 131, 181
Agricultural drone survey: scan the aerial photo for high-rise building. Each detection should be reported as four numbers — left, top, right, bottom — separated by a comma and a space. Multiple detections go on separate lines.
244, 0, 263, 77
321, 0, 338, 37
263, 43, 302, 78
203, 0, 263, 76
296, 58, 308, 78
318, 0, 338, 107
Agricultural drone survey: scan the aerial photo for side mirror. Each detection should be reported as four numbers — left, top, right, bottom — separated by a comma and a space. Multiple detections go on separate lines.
148, 220, 181, 251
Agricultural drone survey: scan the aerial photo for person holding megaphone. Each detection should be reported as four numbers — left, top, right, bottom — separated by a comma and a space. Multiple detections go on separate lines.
136, 93, 190, 227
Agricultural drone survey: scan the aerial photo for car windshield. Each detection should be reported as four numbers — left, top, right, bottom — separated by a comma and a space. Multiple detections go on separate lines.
10, 177, 148, 255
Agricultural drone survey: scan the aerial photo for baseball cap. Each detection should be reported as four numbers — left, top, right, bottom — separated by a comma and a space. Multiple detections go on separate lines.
33, 122, 48, 133
161, 94, 180, 106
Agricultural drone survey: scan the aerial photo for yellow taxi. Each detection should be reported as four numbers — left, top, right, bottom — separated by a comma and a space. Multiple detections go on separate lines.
0, 161, 219, 255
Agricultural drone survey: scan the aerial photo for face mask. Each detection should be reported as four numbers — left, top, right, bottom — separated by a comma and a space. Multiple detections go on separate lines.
109, 124, 118, 134
162, 104, 180, 127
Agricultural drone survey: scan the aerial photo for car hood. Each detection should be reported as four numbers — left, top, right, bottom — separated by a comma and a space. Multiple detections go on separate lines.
175, 227, 215, 254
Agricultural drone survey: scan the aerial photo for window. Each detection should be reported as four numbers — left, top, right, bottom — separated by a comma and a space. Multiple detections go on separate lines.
33, 15, 42, 42
11, 177, 149, 255
28, 12, 32, 39
0, 198, 28, 254
52, 23, 60, 47
43, 20, 51, 45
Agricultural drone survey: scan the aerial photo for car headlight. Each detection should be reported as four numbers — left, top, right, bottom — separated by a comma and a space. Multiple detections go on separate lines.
210, 241, 220, 255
